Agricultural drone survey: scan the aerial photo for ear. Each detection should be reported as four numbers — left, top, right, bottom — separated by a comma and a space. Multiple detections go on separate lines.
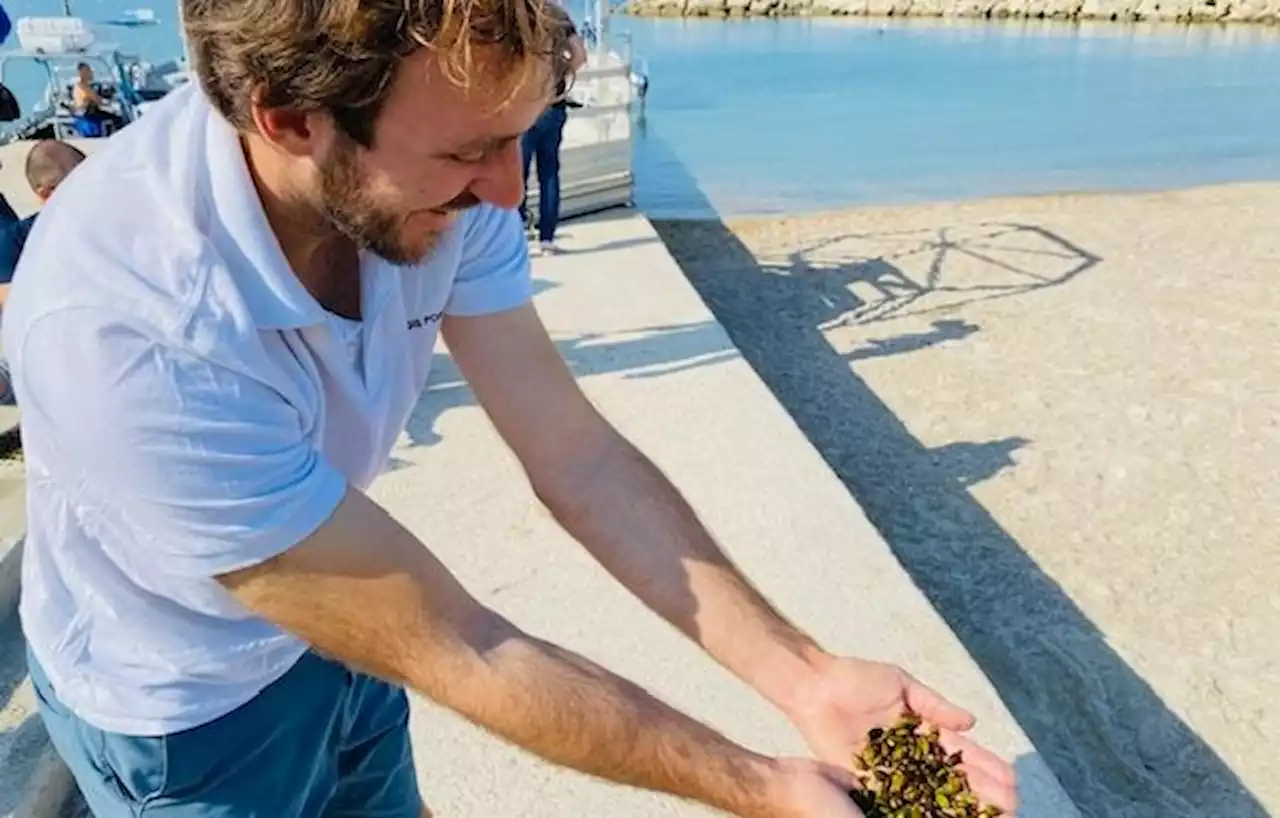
34, 183, 54, 201
249, 94, 334, 160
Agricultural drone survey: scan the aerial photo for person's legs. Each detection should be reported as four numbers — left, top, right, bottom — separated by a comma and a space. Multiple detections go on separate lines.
534, 105, 568, 246
518, 127, 538, 231
30, 649, 424, 817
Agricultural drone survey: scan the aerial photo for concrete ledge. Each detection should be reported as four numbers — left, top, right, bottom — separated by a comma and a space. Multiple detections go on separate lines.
1, 611, 74, 818
0, 537, 21, 624
0, 475, 26, 618
11, 745, 75, 818
0, 406, 71, 818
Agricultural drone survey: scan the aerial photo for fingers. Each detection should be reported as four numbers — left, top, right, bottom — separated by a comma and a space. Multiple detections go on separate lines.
827, 768, 867, 818
963, 763, 1019, 815
939, 730, 1018, 814
904, 675, 977, 732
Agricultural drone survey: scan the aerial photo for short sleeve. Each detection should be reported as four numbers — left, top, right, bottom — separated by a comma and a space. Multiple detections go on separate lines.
14, 308, 348, 578
445, 204, 533, 317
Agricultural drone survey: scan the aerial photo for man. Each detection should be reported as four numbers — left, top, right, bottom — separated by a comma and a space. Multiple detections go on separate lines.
71, 62, 127, 135
519, 5, 587, 255
4, 1, 1016, 816
0, 139, 85, 404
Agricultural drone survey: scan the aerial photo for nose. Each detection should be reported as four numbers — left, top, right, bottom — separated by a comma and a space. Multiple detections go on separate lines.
468, 140, 526, 211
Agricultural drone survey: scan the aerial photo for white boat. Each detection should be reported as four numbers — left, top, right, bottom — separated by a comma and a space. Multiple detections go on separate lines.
104, 8, 161, 28
0, 16, 189, 144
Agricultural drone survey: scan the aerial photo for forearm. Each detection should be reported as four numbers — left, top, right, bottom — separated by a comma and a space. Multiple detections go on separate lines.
219, 489, 781, 817
535, 433, 831, 718
451, 619, 782, 817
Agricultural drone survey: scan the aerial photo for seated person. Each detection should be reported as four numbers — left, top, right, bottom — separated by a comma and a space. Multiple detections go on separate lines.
0, 140, 87, 404
72, 63, 127, 135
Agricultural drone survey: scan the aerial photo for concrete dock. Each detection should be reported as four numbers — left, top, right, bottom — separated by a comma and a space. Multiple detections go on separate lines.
0, 204, 1080, 815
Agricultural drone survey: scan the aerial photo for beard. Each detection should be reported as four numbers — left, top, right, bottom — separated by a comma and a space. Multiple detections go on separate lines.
317, 136, 480, 266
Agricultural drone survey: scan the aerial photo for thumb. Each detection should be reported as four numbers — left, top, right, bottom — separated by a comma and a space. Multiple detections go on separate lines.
904, 674, 977, 732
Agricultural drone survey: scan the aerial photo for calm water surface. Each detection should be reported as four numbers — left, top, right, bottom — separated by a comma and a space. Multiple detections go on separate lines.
613, 17, 1280, 216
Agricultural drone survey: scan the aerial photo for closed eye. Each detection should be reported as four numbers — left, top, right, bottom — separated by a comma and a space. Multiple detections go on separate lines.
449, 149, 488, 164
447, 136, 519, 165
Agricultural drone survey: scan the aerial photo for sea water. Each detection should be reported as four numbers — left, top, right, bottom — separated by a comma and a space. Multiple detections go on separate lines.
614, 17, 1280, 217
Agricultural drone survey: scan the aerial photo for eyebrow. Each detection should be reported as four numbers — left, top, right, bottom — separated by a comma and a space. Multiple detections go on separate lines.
451, 132, 523, 155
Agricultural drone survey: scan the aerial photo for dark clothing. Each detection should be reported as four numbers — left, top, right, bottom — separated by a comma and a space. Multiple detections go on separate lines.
0, 213, 35, 284
519, 105, 568, 243
518, 10, 577, 241
0, 193, 17, 226
0, 211, 33, 406
30, 648, 423, 818
73, 107, 128, 138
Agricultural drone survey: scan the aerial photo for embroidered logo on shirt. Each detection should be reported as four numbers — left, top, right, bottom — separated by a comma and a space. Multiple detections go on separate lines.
407, 311, 444, 330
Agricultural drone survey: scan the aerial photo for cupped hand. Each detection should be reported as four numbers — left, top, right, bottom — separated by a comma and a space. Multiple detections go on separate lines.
785, 656, 1018, 814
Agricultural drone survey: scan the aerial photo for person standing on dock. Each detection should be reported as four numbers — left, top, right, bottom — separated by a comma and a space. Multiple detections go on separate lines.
519, 3, 587, 255
3, 1, 1016, 817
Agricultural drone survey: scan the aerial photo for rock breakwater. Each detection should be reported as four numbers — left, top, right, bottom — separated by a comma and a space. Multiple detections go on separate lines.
621, 0, 1279, 24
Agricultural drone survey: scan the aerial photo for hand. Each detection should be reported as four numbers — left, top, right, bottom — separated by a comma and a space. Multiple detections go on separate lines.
785, 656, 1018, 814
754, 758, 864, 818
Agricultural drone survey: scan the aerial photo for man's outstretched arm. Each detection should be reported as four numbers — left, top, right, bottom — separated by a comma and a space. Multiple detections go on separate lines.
443, 305, 1017, 813
443, 305, 829, 714
217, 486, 830, 818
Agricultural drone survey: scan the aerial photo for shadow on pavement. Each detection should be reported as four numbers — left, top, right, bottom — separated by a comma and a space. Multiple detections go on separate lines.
653, 215, 1267, 818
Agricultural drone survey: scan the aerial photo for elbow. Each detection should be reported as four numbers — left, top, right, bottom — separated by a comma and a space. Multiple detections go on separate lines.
457, 606, 524, 660
528, 433, 617, 530
530, 466, 592, 529
523, 410, 620, 525
403, 604, 524, 701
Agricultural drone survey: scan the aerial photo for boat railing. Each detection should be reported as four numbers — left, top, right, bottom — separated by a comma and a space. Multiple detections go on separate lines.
563, 51, 636, 147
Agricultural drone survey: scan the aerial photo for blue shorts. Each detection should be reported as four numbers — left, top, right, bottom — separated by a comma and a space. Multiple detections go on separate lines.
29, 648, 424, 817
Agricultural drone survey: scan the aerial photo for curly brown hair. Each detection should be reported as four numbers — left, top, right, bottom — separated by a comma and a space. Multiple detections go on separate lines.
181, 0, 575, 147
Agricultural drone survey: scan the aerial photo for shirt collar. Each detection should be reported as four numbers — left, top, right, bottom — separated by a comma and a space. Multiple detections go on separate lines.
202, 96, 328, 330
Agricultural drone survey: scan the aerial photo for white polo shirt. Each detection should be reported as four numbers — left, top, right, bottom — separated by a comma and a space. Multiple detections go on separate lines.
2, 84, 533, 736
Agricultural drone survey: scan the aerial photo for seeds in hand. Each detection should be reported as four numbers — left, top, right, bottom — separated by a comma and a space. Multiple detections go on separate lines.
847, 713, 1004, 818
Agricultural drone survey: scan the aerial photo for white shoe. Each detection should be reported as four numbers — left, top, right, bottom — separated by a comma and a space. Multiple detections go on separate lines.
539, 240, 560, 255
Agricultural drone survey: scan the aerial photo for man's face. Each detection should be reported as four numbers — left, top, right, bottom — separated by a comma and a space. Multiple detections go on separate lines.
78, 65, 94, 83
308, 48, 551, 266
